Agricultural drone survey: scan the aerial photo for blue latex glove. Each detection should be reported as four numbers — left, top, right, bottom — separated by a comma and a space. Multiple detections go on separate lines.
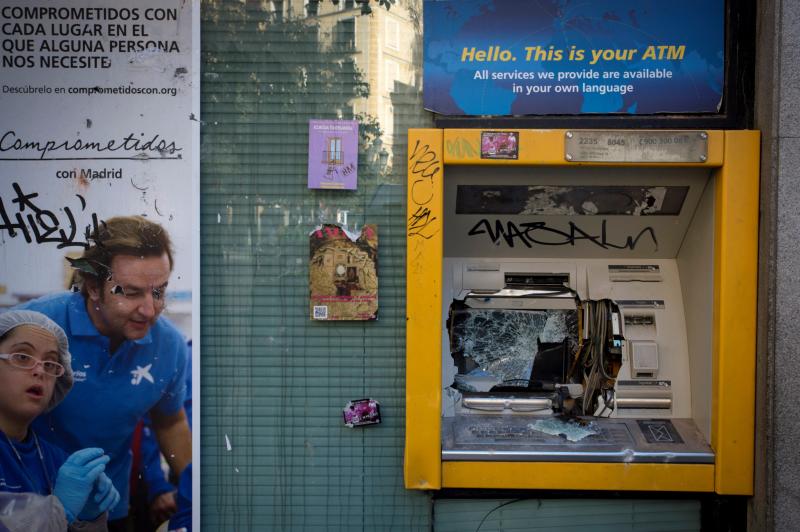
53, 448, 109, 523
78, 472, 120, 521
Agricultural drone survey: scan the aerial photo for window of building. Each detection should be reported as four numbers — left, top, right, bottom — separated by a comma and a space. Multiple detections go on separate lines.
326, 137, 343, 164
385, 17, 400, 50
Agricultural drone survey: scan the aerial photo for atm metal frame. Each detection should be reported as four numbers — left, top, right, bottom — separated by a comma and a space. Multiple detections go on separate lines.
405, 129, 758, 494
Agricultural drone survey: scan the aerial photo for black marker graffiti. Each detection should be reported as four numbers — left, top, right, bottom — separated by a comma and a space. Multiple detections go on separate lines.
0, 182, 101, 248
409, 140, 441, 179
408, 139, 440, 206
408, 206, 437, 240
408, 139, 441, 240
468, 219, 659, 251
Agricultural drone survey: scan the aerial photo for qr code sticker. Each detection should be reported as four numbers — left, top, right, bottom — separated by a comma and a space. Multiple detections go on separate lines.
313, 306, 328, 320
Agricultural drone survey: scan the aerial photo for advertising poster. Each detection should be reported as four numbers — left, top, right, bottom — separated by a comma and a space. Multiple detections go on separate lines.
0, 1, 198, 530
424, 0, 724, 115
309, 224, 378, 321
308, 119, 359, 190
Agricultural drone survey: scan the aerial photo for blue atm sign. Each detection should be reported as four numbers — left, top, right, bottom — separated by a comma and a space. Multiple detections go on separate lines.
423, 0, 724, 116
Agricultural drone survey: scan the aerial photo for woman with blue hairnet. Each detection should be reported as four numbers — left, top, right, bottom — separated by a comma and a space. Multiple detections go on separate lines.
0, 310, 119, 531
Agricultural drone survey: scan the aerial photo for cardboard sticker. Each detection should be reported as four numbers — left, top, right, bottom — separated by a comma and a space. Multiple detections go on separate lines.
343, 399, 381, 428
480, 131, 519, 159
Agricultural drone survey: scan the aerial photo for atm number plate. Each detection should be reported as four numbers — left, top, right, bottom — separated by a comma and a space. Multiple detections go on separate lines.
565, 130, 708, 163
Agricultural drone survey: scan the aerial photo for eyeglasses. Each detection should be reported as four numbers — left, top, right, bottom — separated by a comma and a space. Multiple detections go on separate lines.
0, 353, 65, 377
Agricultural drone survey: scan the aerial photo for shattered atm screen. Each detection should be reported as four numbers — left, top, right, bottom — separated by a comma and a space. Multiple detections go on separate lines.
449, 307, 578, 392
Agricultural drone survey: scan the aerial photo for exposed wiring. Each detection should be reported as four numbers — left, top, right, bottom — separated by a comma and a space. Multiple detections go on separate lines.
568, 298, 621, 415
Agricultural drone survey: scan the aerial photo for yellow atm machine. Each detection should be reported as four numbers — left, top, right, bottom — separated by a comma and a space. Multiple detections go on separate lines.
405, 129, 758, 494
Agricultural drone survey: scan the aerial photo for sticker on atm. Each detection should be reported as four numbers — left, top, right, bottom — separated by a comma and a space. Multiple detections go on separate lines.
480, 131, 518, 159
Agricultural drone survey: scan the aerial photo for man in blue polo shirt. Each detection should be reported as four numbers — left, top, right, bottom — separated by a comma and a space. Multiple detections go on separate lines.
18, 215, 191, 531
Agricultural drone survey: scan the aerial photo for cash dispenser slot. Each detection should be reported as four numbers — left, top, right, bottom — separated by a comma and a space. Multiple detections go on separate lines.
613, 381, 673, 410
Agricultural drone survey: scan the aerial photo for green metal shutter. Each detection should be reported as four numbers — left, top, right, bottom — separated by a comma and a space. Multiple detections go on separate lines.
200, 1, 432, 530
433, 499, 701, 532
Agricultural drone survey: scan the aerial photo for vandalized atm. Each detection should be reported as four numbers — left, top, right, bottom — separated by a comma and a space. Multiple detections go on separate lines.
405, 129, 758, 494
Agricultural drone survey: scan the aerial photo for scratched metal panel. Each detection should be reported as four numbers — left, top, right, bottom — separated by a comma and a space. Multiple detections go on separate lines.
433, 499, 701, 531
200, 2, 432, 531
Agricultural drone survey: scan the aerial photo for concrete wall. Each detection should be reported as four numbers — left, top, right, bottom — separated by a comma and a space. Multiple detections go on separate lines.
753, 0, 800, 530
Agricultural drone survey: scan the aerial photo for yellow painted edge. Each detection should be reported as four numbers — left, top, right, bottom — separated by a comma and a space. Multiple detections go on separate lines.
405, 129, 444, 490
442, 129, 723, 166
712, 130, 759, 495
403, 128, 756, 494
443, 462, 715, 492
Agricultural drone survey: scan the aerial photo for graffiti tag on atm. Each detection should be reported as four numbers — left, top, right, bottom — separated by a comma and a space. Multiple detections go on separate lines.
408, 139, 441, 205
468, 218, 659, 250
445, 136, 478, 158
408, 138, 442, 240
408, 206, 437, 240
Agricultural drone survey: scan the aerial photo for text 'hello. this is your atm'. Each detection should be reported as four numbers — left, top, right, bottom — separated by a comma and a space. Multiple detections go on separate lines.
405, 129, 758, 494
